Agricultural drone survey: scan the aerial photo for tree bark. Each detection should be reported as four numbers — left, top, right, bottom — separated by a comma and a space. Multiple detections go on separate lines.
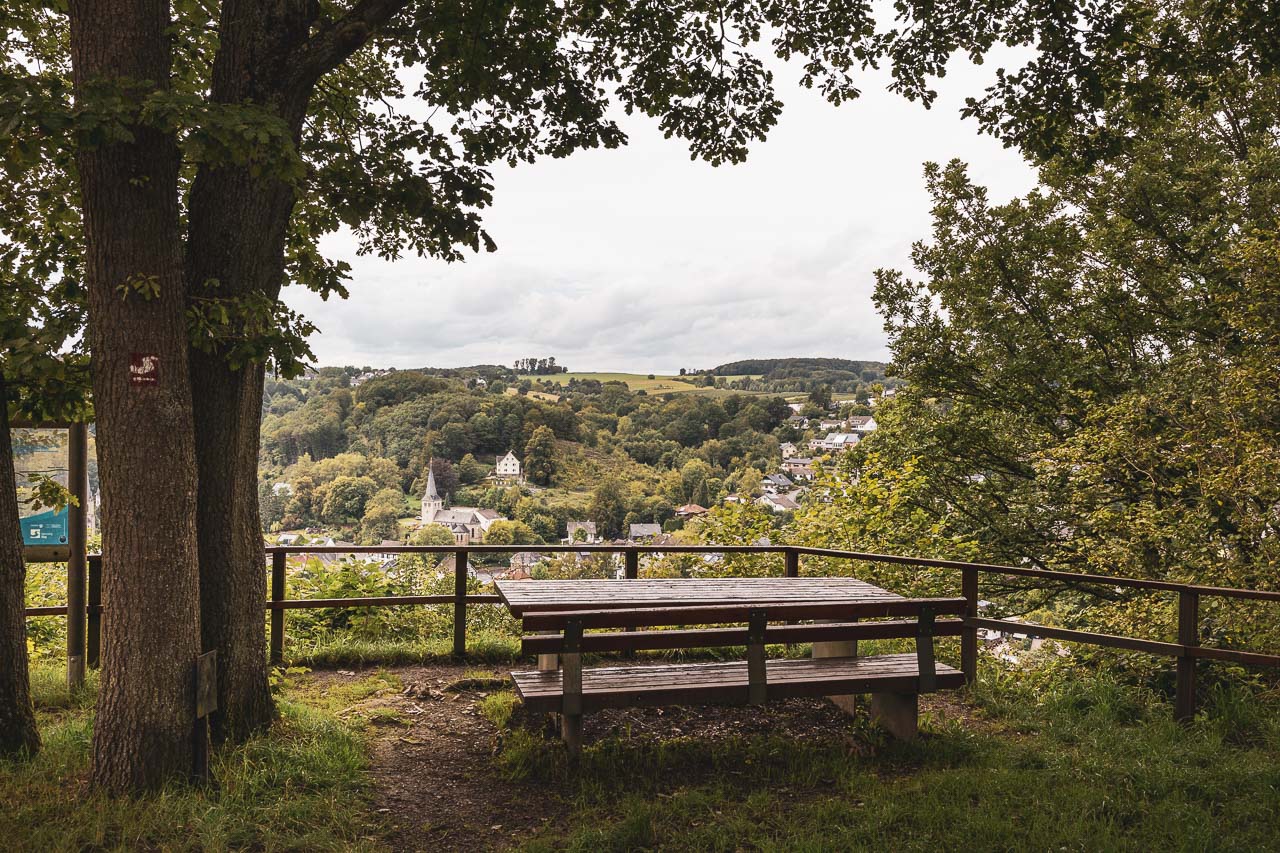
69, 0, 204, 791
183, 0, 316, 743
0, 379, 41, 758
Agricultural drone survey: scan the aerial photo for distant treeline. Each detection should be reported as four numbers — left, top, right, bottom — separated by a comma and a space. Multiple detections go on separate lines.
513, 357, 568, 375
702, 358, 894, 394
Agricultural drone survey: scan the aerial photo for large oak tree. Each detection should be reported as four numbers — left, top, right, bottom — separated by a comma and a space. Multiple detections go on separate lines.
5, 0, 1279, 789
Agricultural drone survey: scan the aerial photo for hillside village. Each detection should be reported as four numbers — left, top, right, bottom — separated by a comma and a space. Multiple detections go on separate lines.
259, 358, 893, 576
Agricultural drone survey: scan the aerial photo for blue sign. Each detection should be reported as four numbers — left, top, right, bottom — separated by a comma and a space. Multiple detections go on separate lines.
21, 506, 69, 546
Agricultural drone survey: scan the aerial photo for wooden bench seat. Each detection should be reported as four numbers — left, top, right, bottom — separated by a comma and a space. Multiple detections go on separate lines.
512, 653, 964, 714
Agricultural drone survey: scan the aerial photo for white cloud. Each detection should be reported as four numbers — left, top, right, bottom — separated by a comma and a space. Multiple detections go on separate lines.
284, 48, 1037, 373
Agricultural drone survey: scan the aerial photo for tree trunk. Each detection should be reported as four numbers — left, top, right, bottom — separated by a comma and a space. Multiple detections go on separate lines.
0, 379, 41, 758
69, 0, 204, 791
183, 0, 316, 743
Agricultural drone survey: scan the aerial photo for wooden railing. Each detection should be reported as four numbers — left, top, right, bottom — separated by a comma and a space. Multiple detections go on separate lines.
26, 545, 1280, 720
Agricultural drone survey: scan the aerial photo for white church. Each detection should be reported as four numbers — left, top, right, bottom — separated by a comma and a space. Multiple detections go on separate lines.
419, 464, 504, 544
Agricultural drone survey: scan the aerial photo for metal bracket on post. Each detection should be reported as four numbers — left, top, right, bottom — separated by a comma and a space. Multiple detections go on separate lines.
193, 650, 218, 785
747, 608, 767, 704
916, 607, 937, 694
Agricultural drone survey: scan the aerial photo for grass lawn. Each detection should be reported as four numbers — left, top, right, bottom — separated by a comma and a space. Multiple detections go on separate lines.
547, 372, 706, 393
2, 662, 390, 851
545, 373, 766, 397
8, 651, 1280, 851
498, 665, 1280, 852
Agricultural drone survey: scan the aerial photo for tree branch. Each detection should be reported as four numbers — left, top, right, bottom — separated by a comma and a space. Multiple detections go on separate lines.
291, 0, 412, 89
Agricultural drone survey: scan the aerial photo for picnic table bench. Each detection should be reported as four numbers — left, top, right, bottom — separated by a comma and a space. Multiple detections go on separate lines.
496, 579, 965, 754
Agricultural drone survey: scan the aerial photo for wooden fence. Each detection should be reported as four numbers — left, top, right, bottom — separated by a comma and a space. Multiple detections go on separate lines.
26, 545, 1280, 720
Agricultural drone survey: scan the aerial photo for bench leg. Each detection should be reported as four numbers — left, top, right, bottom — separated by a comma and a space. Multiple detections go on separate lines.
813, 628, 858, 715
561, 713, 583, 758
870, 692, 918, 740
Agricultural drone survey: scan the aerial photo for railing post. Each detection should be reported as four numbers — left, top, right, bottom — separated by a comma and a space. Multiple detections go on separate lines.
624, 548, 639, 580
1176, 589, 1199, 723
453, 550, 468, 658
961, 566, 978, 685
87, 555, 102, 668
270, 550, 286, 666
784, 547, 799, 578
66, 422, 88, 690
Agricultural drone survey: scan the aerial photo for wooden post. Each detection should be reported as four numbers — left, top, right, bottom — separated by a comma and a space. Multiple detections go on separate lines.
1176, 589, 1199, 723
783, 547, 799, 578
623, 549, 639, 656
269, 550, 286, 665
66, 422, 88, 690
87, 554, 102, 668
916, 607, 937, 694
747, 608, 767, 705
561, 617, 583, 757
453, 550, 468, 658
961, 566, 978, 685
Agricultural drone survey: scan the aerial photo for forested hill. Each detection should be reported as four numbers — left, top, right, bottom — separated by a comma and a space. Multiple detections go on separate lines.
256, 360, 883, 544
708, 358, 894, 393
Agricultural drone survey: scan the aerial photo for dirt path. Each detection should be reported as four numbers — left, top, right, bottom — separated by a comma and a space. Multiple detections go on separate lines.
308, 663, 986, 852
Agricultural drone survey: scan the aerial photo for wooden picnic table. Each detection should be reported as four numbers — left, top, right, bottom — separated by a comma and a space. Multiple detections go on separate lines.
494, 576, 904, 617
496, 577, 954, 749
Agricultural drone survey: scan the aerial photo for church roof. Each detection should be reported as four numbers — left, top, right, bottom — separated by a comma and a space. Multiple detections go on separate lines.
433, 508, 482, 526
423, 462, 440, 500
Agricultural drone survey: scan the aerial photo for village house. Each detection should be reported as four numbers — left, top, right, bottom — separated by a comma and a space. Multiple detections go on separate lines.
628, 523, 663, 541
757, 493, 800, 513
781, 457, 815, 480
674, 503, 708, 519
779, 442, 798, 458
847, 415, 878, 435
563, 520, 601, 543
809, 432, 860, 452
420, 464, 506, 544
762, 472, 794, 494
492, 450, 523, 483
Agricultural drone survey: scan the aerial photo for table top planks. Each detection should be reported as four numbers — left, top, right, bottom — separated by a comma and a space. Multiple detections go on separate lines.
495, 577, 903, 616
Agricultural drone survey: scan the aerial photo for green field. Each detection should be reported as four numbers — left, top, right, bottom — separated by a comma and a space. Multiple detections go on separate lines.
546, 373, 761, 395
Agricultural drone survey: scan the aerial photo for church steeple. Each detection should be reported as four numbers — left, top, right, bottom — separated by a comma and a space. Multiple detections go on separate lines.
424, 462, 440, 501
421, 460, 444, 523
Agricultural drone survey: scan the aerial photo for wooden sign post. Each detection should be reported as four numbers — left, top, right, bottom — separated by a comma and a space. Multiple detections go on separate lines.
193, 650, 218, 785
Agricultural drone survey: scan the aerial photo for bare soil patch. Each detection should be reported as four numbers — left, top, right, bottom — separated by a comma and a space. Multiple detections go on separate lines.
306, 663, 984, 852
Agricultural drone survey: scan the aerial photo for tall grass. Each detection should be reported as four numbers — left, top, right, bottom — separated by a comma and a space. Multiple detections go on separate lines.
2, 663, 383, 851
502, 661, 1280, 852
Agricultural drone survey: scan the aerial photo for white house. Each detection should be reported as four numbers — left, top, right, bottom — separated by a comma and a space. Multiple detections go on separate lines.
762, 472, 794, 494
757, 493, 799, 513
493, 450, 523, 482
809, 432, 860, 452
847, 416, 878, 435
779, 442, 798, 459
563, 521, 600, 544
420, 463, 506, 544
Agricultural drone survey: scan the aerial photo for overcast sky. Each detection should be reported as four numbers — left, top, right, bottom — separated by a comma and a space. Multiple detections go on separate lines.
284, 48, 1037, 374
